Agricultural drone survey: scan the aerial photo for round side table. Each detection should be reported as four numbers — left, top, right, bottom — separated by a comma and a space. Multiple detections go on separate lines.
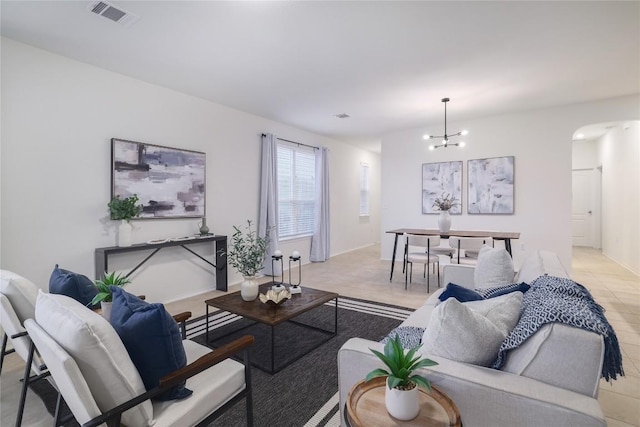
345, 377, 461, 427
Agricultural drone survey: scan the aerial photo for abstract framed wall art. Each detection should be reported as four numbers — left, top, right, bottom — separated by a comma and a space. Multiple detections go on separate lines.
422, 161, 463, 214
467, 156, 514, 214
111, 138, 206, 219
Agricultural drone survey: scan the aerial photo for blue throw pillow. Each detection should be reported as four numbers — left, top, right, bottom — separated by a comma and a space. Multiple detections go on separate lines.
438, 283, 485, 303
49, 265, 99, 308
110, 287, 192, 401
476, 282, 531, 299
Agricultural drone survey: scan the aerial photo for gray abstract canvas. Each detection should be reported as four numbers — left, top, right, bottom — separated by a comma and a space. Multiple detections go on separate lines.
468, 156, 514, 214
112, 138, 206, 218
422, 161, 462, 214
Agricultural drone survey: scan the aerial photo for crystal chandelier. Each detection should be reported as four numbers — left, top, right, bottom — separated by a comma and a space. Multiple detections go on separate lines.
423, 98, 468, 150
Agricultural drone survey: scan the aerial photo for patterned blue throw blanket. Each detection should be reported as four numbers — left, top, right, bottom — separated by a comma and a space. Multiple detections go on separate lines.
492, 275, 624, 381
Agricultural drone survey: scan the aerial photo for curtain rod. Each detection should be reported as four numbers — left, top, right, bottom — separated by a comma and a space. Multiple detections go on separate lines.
261, 133, 319, 150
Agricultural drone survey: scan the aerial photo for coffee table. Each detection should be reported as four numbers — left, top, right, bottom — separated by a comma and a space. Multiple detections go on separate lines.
204, 284, 339, 374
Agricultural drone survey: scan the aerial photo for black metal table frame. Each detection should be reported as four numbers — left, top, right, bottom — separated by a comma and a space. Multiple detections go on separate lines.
94, 235, 228, 291
205, 297, 338, 374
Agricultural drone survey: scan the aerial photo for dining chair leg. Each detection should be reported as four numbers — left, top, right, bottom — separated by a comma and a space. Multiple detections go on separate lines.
405, 262, 408, 289
437, 261, 441, 288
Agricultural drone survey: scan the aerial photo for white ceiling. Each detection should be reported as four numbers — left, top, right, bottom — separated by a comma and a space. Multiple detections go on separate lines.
2, 1, 639, 152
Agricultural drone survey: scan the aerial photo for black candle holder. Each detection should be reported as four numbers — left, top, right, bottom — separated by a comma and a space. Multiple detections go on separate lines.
271, 254, 285, 291
288, 253, 302, 294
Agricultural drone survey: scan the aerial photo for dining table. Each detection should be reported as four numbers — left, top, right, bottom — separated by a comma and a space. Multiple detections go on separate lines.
386, 228, 521, 282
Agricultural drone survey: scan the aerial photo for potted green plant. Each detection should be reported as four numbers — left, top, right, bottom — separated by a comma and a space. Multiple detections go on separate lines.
366, 335, 438, 420
223, 220, 270, 301
108, 194, 142, 247
90, 271, 131, 321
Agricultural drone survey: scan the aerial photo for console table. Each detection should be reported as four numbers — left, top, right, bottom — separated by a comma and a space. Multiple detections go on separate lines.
94, 235, 228, 291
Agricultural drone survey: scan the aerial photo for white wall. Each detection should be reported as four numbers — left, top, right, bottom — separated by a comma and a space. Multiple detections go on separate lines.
0, 38, 381, 302
573, 139, 599, 170
381, 95, 640, 271
597, 122, 640, 274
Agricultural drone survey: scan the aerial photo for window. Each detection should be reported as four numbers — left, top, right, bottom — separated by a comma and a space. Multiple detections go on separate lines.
277, 143, 316, 239
359, 162, 370, 216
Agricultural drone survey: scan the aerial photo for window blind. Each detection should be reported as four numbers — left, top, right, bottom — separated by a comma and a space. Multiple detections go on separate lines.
277, 143, 316, 238
359, 162, 370, 216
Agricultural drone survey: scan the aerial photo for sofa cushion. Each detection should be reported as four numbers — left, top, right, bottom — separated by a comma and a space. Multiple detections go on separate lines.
422, 298, 506, 366
515, 251, 544, 284
438, 283, 484, 303
34, 291, 153, 426
110, 287, 191, 401
501, 323, 604, 397
49, 265, 99, 309
0, 270, 39, 322
474, 246, 515, 287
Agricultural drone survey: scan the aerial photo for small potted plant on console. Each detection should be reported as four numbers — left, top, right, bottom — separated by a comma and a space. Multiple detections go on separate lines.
108, 194, 142, 247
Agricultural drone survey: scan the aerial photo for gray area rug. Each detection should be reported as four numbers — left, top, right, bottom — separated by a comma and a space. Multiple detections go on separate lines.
30, 297, 411, 427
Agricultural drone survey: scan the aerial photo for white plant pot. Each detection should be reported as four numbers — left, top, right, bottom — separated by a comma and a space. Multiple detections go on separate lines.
241, 276, 259, 301
117, 220, 133, 247
100, 301, 112, 322
438, 210, 451, 233
385, 378, 420, 421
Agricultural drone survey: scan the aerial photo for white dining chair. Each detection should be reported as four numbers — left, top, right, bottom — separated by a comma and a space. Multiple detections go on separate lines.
449, 236, 494, 264
403, 234, 441, 292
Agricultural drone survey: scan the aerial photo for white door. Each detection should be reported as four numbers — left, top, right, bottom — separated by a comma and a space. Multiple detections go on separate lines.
572, 170, 592, 247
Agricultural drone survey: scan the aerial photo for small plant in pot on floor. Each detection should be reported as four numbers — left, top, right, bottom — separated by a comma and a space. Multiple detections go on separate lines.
366, 335, 438, 420
90, 271, 131, 321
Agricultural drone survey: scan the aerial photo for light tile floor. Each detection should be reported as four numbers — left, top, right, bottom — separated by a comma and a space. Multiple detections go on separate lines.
1, 246, 638, 426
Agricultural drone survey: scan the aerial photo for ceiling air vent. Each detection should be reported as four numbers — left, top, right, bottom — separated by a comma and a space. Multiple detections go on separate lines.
88, 1, 139, 27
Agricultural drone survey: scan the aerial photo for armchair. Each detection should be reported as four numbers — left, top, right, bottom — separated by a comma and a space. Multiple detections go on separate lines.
0, 270, 51, 427
24, 291, 255, 427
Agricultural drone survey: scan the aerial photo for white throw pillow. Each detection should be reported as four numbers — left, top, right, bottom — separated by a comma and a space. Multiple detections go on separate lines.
515, 251, 544, 284
422, 298, 506, 367
35, 291, 153, 426
463, 292, 523, 335
474, 246, 515, 287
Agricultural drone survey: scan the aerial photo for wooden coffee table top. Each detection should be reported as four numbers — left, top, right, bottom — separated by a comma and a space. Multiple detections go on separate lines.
205, 284, 339, 326
345, 377, 461, 427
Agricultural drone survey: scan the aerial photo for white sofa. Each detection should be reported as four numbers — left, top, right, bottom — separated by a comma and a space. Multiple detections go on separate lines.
338, 250, 606, 427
